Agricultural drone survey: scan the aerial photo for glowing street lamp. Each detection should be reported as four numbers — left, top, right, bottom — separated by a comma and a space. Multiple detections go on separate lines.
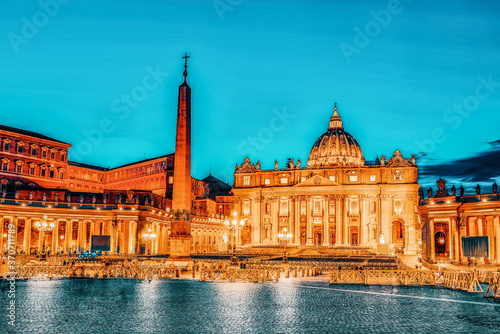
142, 228, 156, 255
224, 211, 244, 259
278, 227, 292, 263
34, 215, 55, 255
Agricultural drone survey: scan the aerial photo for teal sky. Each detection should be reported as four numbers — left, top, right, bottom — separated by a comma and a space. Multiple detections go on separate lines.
1, 0, 499, 192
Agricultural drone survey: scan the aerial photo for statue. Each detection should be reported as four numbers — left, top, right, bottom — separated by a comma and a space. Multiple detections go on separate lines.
427, 187, 433, 198
67, 194, 71, 203
42, 193, 47, 201
380, 155, 386, 166
289, 159, 294, 169
234, 163, 239, 172
145, 196, 149, 206
418, 188, 424, 199
436, 178, 448, 197
2, 189, 6, 198
475, 184, 481, 195
255, 160, 261, 171
55, 193, 59, 202
29, 192, 33, 200
297, 159, 301, 168
459, 185, 464, 197
92, 195, 96, 204
274, 160, 278, 170
79, 195, 84, 203
451, 185, 456, 196
15, 191, 19, 199
493, 182, 498, 194
411, 154, 416, 165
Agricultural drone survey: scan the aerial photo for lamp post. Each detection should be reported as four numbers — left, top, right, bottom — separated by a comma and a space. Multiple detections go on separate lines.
34, 215, 55, 259
278, 227, 292, 263
224, 211, 244, 263
142, 228, 156, 255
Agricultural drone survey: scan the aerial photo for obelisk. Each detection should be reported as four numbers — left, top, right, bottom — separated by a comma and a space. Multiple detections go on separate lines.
168, 53, 192, 261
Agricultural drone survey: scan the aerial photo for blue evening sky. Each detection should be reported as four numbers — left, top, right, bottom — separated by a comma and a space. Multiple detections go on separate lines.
1, 0, 499, 191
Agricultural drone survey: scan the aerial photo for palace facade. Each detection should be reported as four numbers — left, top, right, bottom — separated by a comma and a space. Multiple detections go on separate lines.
232, 105, 421, 254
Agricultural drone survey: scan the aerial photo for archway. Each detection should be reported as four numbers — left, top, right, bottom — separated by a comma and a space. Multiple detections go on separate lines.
349, 226, 358, 246
392, 220, 405, 253
241, 220, 252, 245
435, 231, 447, 254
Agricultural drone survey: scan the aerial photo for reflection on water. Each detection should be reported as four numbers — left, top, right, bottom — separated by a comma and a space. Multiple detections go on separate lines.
0, 278, 499, 334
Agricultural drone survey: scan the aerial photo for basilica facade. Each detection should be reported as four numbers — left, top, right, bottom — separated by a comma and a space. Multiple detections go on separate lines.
232, 105, 421, 254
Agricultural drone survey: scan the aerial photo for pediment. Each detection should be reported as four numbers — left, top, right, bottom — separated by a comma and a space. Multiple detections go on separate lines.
294, 174, 338, 187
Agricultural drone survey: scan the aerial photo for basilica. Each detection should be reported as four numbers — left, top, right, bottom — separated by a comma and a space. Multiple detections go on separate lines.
232, 105, 421, 254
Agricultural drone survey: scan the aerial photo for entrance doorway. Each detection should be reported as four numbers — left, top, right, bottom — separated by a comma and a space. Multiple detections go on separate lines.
392, 220, 405, 253
349, 226, 358, 246
314, 227, 322, 245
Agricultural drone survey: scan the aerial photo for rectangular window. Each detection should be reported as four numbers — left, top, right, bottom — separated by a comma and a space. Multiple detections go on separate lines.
59, 171, 64, 179
4, 143, 11, 151
243, 176, 250, 186
41, 169, 46, 177
168, 176, 174, 184
301, 176, 306, 182
2, 162, 8, 171
31, 148, 37, 156
370, 175, 376, 181
60, 154, 65, 161
349, 175, 358, 182
280, 178, 287, 184
18, 146, 24, 154
49, 170, 54, 178
329, 175, 335, 182
16, 164, 22, 173
42, 150, 47, 158
265, 178, 270, 185
29, 166, 35, 175
50, 152, 55, 160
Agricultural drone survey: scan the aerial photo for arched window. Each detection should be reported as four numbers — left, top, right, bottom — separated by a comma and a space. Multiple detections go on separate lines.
394, 200, 402, 215
350, 200, 358, 214
280, 200, 288, 215
243, 201, 251, 216
301, 201, 306, 215
314, 201, 321, 214
329, 201, 335, 214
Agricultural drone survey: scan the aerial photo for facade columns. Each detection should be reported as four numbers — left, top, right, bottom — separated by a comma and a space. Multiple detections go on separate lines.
495, 216, 500, 264
429, 218, 435, 262
477, 217, 485, 264
452, 217, 459, 262
448, 218, 453, 261
360, 197, 368, 246
335, 196, 341, 245
323, 196, 329, 246
306, 196, 313, 245
0, 217, 4, 253
343, 196, 348, 245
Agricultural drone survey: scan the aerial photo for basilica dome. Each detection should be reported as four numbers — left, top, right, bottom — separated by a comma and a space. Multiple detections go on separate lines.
307, 104, 364, 168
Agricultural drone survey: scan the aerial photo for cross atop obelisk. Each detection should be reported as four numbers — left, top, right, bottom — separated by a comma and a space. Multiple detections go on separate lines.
182, 53, 190, 81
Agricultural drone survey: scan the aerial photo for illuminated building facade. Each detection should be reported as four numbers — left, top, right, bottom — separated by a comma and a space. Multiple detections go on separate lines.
418, 179, 500, 264
232, 105, 421, 254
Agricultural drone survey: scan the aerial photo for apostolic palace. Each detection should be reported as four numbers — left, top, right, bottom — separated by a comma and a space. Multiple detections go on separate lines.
1, 59, 499, 264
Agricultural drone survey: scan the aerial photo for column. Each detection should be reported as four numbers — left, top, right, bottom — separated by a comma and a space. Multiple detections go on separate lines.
290, 197, 296, 245
294, 197, 300, 245
306, 196, 313, 245
0, 217, 4, 253
65, 220, 72, 253
477, 217, 485, 264
343, 196, 348, 245
448, 218, 453, 262
452, 217, 459, 262
495, 216, 500, 264
429, 218, 435, 262
335, 196, 341, 245
51, 219, 57, 253
272, 198, 279, 245
487, 216, 494, 262
360, 197, 367, 246
322, 196, 328, 246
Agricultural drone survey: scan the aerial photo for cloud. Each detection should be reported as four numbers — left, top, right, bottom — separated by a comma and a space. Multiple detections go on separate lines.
418, 139, 500, 189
